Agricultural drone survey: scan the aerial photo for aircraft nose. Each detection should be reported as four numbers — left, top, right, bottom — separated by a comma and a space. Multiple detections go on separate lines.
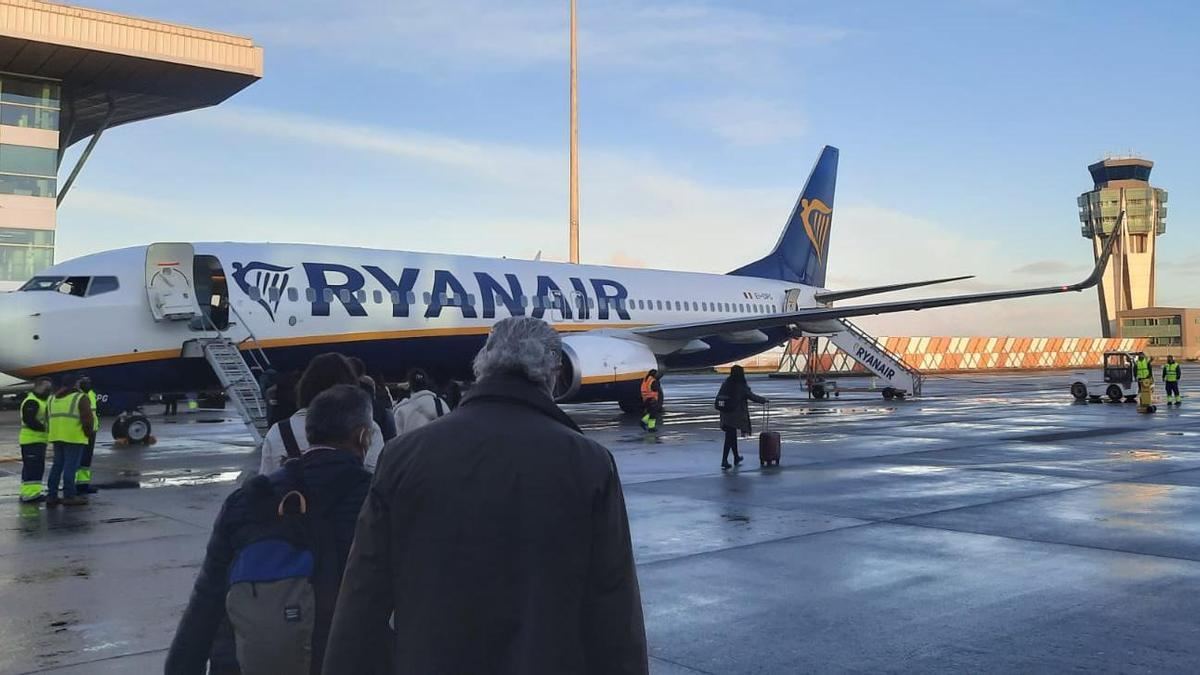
0, 292, 32, 376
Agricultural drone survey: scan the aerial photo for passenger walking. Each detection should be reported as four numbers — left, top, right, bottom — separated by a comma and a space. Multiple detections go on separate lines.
166, 385, 376, 675
639, 369, 663, 432
259, 354, 386, 474
46, 375, 95, 506
390, 370, 447, 437
75, 375, 99, 495
324, 317, 648, 674
18, 377, 53, 503
265, 370, 300, 427
360, 374, 398, 442
163, 393, 179, 416
715, 365, 768, 470
1164, 355, 1182, 406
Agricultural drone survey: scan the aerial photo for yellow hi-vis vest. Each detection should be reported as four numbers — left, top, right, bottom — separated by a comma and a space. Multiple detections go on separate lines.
48, 392, 88, 445
86, 390, 99, 432
1165, 362, 1180, 382
18, 393, 48, 445
1136, 359, 1151, 381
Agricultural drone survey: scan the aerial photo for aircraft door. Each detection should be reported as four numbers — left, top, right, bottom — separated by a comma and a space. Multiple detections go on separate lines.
785, 288, 803, 312
146, 243, 201, 322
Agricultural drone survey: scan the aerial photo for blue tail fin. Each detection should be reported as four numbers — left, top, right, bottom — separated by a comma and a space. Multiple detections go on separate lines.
730, 145, 838, 287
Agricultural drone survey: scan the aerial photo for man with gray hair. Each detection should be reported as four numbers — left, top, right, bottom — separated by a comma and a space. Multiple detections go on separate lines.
325, 317, 648, 674
167, 385, 375, 675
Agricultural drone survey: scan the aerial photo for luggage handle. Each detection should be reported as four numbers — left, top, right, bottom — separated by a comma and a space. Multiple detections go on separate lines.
762, 400, 770, 433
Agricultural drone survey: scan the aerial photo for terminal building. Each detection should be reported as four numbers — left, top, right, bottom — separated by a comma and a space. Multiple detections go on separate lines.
0, 0, 261, 291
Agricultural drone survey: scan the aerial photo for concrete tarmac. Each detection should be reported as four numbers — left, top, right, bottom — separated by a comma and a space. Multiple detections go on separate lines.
0, 370, 1197, 673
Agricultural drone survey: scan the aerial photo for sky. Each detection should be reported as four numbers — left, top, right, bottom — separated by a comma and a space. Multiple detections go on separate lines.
55, 0, 1200, 337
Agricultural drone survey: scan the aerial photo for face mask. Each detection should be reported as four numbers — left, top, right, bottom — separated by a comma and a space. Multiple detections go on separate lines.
356, 429, 371, 459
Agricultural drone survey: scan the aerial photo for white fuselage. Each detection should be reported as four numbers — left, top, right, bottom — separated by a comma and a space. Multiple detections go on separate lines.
0, 243, 818, 397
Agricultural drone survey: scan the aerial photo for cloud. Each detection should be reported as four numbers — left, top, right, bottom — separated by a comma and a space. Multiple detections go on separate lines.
199, 106, 557, 187
661, 97, 807, 147
234, 0, 846, 76
605, 251, 648, 268
1011, 260, 1086, 275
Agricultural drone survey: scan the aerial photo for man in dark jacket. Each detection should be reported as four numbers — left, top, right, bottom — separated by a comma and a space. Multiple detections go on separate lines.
165, 385, 375, 675
324, 317, 648, 674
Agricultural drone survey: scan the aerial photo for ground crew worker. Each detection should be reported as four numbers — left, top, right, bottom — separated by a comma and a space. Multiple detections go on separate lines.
1163, 355, 1182, 406
1135, 353, 1155, 413
46, 375, 95, 506
18, 378, 53, 504
75, 375, 99, 494
640, 369, 663, 432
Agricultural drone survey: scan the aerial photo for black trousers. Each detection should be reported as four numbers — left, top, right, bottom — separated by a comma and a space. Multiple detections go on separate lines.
21, 442, 46, 483
1166, 381, 1180, 398
79, 436, 95, 472
721, 426, 741, 465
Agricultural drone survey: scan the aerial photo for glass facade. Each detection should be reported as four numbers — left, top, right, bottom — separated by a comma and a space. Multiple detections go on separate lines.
0, 75, 61, 284
0, 227, 55, 282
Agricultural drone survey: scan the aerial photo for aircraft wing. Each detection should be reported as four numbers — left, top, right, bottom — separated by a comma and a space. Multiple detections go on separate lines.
813, 275, 974, 303
635, 216, 1121, 343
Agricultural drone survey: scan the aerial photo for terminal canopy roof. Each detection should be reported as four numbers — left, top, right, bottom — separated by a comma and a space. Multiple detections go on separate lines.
0, 0, 262, 152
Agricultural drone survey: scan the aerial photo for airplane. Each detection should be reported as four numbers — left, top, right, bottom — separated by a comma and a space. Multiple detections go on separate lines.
0, 145, 1119, 423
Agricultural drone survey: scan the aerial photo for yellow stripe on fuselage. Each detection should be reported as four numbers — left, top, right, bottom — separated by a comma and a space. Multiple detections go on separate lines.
11, 322, 654, 378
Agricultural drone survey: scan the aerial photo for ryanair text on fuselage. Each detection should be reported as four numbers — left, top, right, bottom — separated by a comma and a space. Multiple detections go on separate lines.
260, 261, 635, 322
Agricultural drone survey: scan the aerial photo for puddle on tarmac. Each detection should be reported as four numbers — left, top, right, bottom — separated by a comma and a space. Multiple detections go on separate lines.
100, 470, 243, 489
1110, 449, 1168, 461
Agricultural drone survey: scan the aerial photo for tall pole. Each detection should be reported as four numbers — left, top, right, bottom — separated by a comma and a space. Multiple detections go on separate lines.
569, 0, 580, 264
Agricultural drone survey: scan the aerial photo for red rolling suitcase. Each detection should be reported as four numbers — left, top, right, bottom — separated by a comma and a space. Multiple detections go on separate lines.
759, 401, 780, 467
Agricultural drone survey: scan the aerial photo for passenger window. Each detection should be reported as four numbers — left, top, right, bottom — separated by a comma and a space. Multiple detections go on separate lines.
423, 292, 432, 304
87, 276, 119, 296
305, 288, 316, 302
287, 287, 299, 302
355, 290, 366, 303
389, 290, 400, 304
323, 289, 335, 302
268, 287, 281, 302
407, 292, 417, 304
656, 300, 663, 310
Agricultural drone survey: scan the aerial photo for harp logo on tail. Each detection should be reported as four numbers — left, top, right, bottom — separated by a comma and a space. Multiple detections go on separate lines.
800, 198, 832, 264
232, 261, 292, 321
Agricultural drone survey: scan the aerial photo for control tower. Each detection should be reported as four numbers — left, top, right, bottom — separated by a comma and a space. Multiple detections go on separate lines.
1078, 157, 1168, 337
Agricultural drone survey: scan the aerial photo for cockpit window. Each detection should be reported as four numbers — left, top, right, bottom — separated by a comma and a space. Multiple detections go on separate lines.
87, 276, 119, 296
57, 276, 89, 297
19, 276, 63, 291
19, 275, 119, 297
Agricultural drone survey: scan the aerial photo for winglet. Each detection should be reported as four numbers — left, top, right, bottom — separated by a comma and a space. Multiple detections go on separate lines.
1073, 210, 1124, 291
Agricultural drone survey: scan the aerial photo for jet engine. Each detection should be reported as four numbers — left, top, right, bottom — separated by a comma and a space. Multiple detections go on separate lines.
554, 334, 659, 403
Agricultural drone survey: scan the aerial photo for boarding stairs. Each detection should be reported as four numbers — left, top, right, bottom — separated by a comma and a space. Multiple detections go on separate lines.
190, 337, 271, 444
782, 318, 922, 398
824, 318, 922, 397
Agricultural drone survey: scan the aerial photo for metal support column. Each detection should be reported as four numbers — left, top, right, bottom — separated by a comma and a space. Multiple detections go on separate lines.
57, 95, 114, 206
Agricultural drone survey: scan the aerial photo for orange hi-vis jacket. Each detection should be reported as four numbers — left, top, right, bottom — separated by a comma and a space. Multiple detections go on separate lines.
640, 375, 660, 403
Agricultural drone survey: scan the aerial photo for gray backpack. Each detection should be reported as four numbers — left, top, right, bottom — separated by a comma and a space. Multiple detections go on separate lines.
224, 463, 359, 674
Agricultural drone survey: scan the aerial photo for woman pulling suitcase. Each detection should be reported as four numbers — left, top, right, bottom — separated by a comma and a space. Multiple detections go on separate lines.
714, 365, 769, 470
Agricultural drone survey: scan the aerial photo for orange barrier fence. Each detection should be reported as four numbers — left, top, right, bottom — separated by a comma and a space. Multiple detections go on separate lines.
728, 336, 1149, 374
